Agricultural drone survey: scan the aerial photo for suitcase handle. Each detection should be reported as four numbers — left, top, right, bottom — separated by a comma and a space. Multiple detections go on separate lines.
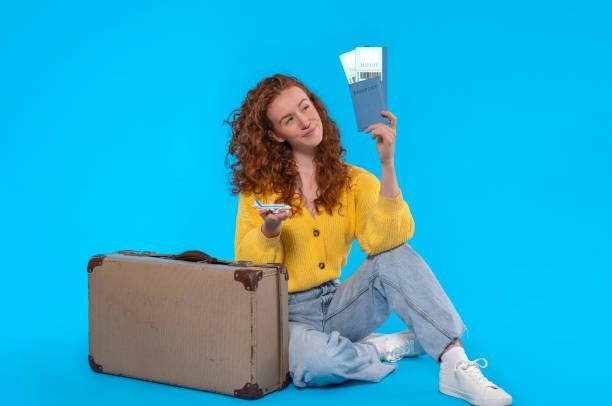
117, 249, 226, 264
116, 249, 282, 270
172, 250, 219, 263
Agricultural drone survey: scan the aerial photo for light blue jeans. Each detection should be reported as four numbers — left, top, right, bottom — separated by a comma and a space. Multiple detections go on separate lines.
288, 243, 467, 388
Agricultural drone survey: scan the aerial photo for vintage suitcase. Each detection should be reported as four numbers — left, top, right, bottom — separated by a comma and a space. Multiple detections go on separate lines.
87, 249, 290, 399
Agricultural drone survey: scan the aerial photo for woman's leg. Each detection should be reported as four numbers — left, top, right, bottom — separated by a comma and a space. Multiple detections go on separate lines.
323, 243, 467, 361
288, 321, 397, 388
287, 281, 398, 387
312, 245, 512, 405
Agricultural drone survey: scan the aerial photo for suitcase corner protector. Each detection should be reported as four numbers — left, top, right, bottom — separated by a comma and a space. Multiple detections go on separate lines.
88, 355, 103, 372
234, 269, 263, 291
281, 372, 291, 388
87, 255, 106, 273
234, 382, 264, 399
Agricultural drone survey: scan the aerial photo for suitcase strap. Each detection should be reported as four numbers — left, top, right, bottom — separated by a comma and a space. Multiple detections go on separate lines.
116, 249, 281, 270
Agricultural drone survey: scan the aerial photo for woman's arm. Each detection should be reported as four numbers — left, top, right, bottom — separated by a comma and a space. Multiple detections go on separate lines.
353, 170, 415, 255
380, 161, 400, 198
234, 193, 285, 263
366, 110, 400, 198
357, 111, 414, 254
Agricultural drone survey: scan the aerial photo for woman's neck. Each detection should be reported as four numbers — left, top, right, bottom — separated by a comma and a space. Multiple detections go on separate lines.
293, 150, 316, 177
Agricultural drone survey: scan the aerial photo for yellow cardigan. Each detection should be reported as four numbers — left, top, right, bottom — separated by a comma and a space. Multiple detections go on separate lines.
234, 164, 415, 293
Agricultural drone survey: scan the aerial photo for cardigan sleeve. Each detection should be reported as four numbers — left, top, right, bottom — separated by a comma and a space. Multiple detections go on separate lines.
353, 170, 415, 255
234, 192, 285, 263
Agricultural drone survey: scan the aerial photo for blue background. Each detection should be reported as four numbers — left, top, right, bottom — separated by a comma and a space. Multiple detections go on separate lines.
1, 0, 610, 404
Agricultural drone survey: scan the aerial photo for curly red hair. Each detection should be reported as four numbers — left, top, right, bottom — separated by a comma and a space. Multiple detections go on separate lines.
225, 74, 351, 216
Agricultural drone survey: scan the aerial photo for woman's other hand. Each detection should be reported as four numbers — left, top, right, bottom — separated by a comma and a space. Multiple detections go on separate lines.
259, 209, 292, 238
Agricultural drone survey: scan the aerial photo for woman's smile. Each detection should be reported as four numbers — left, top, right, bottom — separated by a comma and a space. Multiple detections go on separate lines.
303, 126, 316, 138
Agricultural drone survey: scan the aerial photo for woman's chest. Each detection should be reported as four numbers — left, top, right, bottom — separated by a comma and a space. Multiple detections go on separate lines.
284, 191, 356, 241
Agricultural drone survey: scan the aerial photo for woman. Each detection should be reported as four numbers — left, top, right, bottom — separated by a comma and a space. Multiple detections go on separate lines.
225, 74, 512, 405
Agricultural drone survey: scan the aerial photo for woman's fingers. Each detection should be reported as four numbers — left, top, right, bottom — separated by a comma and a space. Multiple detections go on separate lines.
364, 123, 384, 133
276, 209, 291, 220
362, 112, 398, 164
368, 125, 395, 143
365, 116, 396, 139
260, 208, 291, 221
381, 110, 397, 130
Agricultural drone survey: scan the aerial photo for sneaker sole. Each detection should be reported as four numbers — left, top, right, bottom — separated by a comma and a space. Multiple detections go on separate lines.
439, 383, 512, 406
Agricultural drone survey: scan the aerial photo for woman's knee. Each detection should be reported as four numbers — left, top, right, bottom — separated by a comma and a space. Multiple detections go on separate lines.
372, 244, 426, 276
289, 329, 354, 387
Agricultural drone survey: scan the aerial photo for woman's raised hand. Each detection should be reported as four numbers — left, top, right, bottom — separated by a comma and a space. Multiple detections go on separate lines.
364, 111, 397, 165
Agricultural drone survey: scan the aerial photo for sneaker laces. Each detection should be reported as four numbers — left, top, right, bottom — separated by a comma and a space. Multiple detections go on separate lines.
386, 338, 415, 361
457, 358, 498, 388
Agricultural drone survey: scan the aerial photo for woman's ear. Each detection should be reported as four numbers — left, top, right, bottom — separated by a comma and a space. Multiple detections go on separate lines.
268, 130, 285, 143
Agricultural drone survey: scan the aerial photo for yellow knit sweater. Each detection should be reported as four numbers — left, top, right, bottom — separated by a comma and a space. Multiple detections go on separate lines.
234, 164, 415, 293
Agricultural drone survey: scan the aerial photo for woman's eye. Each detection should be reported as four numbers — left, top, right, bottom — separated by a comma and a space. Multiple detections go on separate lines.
303, 105, 310, 111
285, 117, 293, 125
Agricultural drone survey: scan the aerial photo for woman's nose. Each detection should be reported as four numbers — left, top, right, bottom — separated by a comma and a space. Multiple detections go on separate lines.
297, 113, 310, 128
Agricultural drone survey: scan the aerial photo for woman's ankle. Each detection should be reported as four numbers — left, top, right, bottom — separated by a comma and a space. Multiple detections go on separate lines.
438, 338, 462, 362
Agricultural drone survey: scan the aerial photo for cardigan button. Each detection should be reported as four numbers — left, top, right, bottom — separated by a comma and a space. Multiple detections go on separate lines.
313, 229, 320, 237
318, 262, 326, 270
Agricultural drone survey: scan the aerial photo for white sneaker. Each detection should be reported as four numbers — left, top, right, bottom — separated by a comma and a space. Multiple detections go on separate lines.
439, 358, 512, 405
358, 330, 424, 362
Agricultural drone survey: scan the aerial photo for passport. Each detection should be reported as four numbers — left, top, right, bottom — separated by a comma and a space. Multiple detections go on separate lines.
340, 46, 388, 131
349, 77, 387, 131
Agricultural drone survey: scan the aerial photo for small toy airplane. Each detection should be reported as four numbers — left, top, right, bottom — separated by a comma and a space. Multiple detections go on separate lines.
253, 198, 291, 212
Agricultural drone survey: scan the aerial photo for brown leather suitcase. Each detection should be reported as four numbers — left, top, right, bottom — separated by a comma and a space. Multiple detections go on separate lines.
87, 249, 290, 399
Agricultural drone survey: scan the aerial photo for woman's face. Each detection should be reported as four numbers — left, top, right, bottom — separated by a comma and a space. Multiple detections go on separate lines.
266, 86, 323, 152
